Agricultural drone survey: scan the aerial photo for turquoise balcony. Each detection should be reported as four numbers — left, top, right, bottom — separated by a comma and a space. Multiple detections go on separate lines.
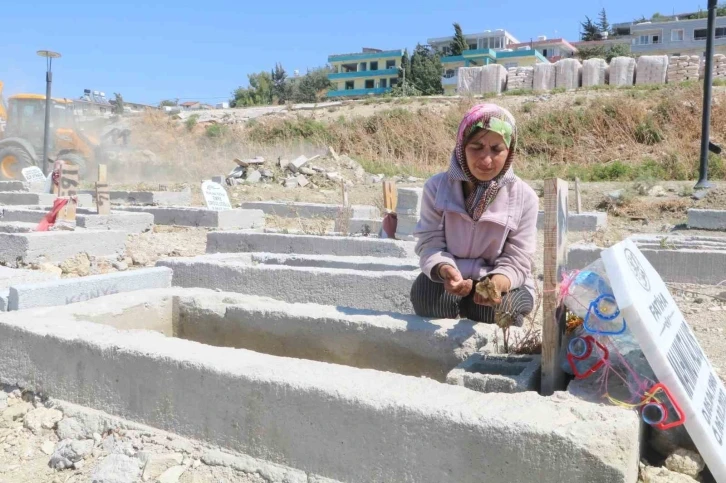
327, 87, 392, 98
329, 68, 399, 80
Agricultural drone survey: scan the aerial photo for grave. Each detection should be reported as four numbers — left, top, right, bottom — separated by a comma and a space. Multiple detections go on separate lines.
0, 230, 127, 267
240, 201, 379, 220
568, 235, 726, 284
0, 206, 154, 233
0, 287, 641, 482
687, 209, 726, 231
78, 188, 192, 206
115, 206, 264, 229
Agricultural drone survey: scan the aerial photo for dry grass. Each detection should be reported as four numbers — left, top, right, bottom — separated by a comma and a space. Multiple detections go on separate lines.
127, 83, 726, 183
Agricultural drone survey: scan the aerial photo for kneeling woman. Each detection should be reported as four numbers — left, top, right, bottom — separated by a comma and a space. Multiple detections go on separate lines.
411, 103, 538, 327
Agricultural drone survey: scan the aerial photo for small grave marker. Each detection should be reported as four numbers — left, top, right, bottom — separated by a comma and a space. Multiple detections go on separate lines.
201, 180, 232, 211
21, 166, 46, 184
56, 163, 79, 230
541, 178, 569, 396
96, 164, 110, 215
603, 240, 726, 482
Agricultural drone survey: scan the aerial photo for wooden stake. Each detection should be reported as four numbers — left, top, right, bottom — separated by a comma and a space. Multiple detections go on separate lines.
541, 178, 569, 396
575, 177, 582, 214
96, 164, 110, 215
382, 180, 397, 213
56, 164, 79, 230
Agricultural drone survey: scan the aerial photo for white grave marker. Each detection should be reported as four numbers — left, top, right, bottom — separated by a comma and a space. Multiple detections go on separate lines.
602, 239, 726, 482
21, 166, 46, 184
201, 180, 232, 211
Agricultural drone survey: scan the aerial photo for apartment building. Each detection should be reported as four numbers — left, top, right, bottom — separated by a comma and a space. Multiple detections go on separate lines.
508, 37, 578, 62
427, 29, 555, 94
326, 48, 403, 98
613, 14, 726, 57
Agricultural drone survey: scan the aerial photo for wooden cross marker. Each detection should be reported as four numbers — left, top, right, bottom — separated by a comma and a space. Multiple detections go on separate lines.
96, 164, 111, 215
56, 163, 79, 230
541, 178, 569, 396
382, 180, 397, 213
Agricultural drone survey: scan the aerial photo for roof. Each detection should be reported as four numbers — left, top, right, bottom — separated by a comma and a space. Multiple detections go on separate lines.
9, 93, 72, 103
180, 101, 199, 107
508, 38, 578, 52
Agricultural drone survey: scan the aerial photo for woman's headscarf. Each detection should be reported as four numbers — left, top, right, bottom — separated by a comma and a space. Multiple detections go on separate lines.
448, 103, 518, 221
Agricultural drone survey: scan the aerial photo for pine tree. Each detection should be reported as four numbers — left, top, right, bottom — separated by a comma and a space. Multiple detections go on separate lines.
399, 49, 411, 86
271, 63, 289, 104
580, 16, 602, 41
409, 44, 444, 96
450, 23, 469, 56
597, 8, 610, 35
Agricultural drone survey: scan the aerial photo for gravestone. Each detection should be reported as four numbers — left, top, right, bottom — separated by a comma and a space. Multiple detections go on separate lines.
201, 180, 232, 211
21, 166, 45, 184
603, 239, 726, 482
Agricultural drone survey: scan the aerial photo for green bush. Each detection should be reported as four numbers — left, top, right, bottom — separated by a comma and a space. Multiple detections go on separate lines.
205, 124, 226, 138
634, 117, 664, 145
185, 114, 199, 131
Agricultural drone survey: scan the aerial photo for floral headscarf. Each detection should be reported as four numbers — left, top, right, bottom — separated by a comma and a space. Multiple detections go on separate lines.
448, 103, 518, 221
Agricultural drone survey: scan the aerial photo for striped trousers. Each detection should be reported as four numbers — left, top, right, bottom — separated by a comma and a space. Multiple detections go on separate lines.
410, 273, 534, 327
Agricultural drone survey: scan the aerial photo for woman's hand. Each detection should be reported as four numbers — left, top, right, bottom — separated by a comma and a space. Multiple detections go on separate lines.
438, 264, 473, 297
473, 274, 511, 306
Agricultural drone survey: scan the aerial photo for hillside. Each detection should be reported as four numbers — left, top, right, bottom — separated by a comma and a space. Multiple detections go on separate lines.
126, 83, 726, 184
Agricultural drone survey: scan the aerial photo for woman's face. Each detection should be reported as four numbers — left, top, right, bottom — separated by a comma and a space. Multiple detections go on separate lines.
464, 129, 509, 181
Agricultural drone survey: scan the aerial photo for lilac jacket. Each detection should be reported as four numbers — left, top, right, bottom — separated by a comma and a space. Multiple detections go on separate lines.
414, 172, 539, 297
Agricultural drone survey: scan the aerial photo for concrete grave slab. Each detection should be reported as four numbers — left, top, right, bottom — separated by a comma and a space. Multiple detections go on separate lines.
240, 201, 379, 219
336, 217, 382, 236
0, 221, 37, 233
115, 206, 264, 229
0, 207, 153, 233
175, 291, 491, 380
0, 288, 641, 483
7, 267, 172, 311
446, 353, 541, 393
687, 209, 726, 231
206, 231, 416, 258
241, 252, 419, 272
0, 266, 61, 311
0, 192, 92, 207
0, 181, 46, 193
0, 231, 127, 267
396, 188, 423, 216
537, 211, 607, 232
158, 255, 417, 313
78, 189, 192, 206
568, 234, 726, 284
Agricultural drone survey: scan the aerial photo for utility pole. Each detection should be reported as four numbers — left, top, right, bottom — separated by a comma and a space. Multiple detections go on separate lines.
37, 50, 61, 176
695, 0, 718, 189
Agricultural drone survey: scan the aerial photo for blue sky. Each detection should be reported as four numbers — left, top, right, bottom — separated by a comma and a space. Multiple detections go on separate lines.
1, 0, 705, 105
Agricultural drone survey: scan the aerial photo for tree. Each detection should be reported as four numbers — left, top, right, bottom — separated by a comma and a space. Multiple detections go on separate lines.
159, 99, 178, 107
271, 63, 290, 104
398, 49, 411, 88
450, 23, 469, 56
580, 16, 602, 41
577, 43, 631, 62
409, 44, 444, 96
290, 67, 333, 103
113, 93, 124, 115
597, 8, 610, 35
230, 71, 274, 108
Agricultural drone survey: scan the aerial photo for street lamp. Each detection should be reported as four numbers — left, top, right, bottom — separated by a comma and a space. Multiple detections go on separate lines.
695, 0, 718, 190
37, 50, 61, 176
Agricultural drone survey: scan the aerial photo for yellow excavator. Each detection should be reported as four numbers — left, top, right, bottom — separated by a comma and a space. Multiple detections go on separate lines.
0, 81, 130, 180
